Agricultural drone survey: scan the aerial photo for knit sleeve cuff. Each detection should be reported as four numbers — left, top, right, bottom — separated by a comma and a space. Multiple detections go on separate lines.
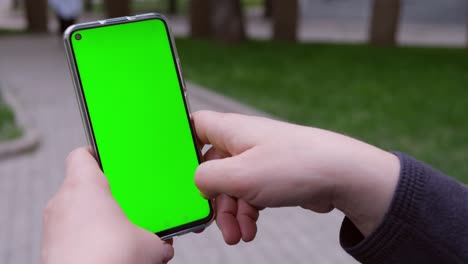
339, 152, 428, 263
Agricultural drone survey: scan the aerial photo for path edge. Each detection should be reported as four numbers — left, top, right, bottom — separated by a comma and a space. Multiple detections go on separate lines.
0, 81, 40, 159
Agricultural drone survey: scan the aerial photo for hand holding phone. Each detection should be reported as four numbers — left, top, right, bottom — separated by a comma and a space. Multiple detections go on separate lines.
41, 148, 174, 264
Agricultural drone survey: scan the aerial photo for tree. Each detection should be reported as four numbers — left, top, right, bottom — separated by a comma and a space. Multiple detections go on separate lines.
190, 0, 212, 38
369, 0, 401, 46
168, 0, 177, 14
272, 0, 298, 42
466, 1, 468, 48
211, 0, 245, 42
189, 0, 246, 42
264, 0, 272, 18
84, 0, 93, 12
11, 0, 21, 10
103, 0, 131, 18
24, 0, 48, 32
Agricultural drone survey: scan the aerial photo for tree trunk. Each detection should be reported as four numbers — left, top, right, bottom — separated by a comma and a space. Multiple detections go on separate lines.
272, 0, 298, 42
190, 0, 212, 38
24, 0, 48, 32
466, 0, 468, 48
103, 0, 131, 18
168, 0, 177, 14
369, 0, 401, 46
264, 0, 272, 18
12, 0, 21, 10
211, 0, 245, 42
84, 0, 93, 12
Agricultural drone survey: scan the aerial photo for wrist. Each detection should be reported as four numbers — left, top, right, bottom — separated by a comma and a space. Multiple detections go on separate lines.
332, 146, 400, 237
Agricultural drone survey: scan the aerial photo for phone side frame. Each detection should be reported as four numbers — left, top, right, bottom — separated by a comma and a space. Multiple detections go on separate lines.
63, 13, 214, 240
63, 21, 102, 165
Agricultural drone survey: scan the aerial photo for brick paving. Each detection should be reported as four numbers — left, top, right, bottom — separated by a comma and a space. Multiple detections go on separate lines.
0, 36, 357, 263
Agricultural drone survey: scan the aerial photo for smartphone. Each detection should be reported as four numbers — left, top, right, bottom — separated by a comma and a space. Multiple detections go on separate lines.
63, 13, 213, 239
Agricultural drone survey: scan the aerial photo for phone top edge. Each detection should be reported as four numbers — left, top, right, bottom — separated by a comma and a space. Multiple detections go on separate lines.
63, 13, 169, 37
63, 22, 97, 41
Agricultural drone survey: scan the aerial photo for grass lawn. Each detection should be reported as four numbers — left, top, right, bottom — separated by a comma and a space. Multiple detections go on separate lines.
0, 91, 22, 141
0, 28, 25, 36
176, 39, 468, 183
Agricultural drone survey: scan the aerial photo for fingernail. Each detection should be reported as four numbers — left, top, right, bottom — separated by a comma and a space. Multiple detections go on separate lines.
199, 191, 209, 199
162, 243, 174, 263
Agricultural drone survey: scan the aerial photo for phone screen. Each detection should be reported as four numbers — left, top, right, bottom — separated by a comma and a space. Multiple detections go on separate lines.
69, 18, 212, 235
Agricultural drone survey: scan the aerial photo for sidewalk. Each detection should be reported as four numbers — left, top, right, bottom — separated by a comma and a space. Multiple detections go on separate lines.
0, 36, 356, 263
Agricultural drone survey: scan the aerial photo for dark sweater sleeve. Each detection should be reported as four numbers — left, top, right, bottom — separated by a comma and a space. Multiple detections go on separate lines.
339, 152, 468, 263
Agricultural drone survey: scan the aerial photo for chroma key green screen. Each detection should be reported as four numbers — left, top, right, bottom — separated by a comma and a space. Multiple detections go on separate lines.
69, 17, 212, 235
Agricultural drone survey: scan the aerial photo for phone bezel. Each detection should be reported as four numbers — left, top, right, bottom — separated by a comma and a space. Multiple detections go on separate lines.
63, 13, 214, 240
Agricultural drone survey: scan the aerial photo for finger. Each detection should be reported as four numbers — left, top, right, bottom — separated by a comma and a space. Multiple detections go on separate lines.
192, 111, 231, 152
195, 155, 248, 199
65, 147, 109, 189
192, 111, 255, 156
198, 147, 231, 199
237, 199, 259, 242
193, 228, 204, 234
203, 146, 227, 161
65, 147, 104, 181
138, 230, 174, 264
215, 194, 241, 245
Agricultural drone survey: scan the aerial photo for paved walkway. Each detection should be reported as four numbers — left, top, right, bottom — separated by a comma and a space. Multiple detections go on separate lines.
0, 36, 356, 263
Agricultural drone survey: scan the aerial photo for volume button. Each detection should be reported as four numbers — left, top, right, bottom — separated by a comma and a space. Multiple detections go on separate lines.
176, 58, 182, 73
182, 78, 187, 92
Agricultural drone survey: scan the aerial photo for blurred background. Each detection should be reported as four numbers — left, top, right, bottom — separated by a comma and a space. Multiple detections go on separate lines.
1, 0, 467, 263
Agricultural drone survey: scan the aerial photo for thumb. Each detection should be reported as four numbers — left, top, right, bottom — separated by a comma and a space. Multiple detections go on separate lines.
65, 147, 109, 190
151, 240, 174, 264
139, 230, 174, 264
195, 155, 249, 199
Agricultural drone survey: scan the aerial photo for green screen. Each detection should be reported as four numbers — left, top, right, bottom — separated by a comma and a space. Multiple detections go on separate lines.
70, 18, 211, 234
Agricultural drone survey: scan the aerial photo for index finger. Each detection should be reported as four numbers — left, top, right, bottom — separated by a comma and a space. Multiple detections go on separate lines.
192, 111, 255, 156
192, 111, 232, 151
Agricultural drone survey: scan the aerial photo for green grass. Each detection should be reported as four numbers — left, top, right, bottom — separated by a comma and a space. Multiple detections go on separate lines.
176, 38, 468, 183
0, 28, 25, 37
242, 0, 264, 7
0, 91, 22, 141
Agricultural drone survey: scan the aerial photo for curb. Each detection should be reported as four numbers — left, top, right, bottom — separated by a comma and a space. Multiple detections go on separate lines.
187, 82, 273, 118
0, 82, 40, 159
